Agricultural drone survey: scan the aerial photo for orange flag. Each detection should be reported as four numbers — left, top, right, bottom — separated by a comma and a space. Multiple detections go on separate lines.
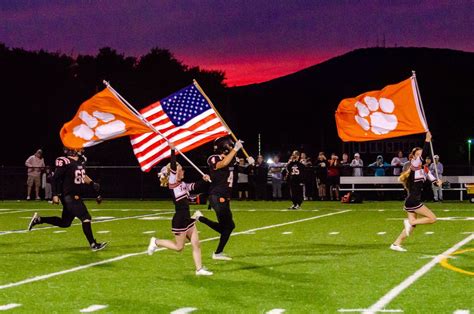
335, 77, 428, 142
60, 88, 152, 149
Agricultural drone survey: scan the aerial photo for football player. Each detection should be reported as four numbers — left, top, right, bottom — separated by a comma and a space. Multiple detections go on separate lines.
27, 148, 107, 251
285, 150, 305, 209
195, 136, 251, 261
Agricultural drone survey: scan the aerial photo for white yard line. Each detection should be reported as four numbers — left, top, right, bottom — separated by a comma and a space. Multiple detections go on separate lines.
339, 309, 402, 313
266, 309, 286, 314
0, 210, 350, 290
170, 307, 197, 314
0, 304, 22, 311
79, 304, 108, 313
0, 212, 174, 236
363, 234, 474, 314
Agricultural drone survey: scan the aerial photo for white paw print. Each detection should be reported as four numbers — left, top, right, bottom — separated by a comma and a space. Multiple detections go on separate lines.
354, 96, 398, 135
73, 111, 126, 147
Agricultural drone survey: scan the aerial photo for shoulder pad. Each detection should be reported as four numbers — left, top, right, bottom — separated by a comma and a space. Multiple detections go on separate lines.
55, 157, 70, 168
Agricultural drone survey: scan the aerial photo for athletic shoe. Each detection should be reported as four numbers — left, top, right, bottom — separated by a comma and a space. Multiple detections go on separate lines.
26, 196, 31, 200
212, 252, 232, 261
147, 237, 158, 255
35, 197, 41, 200
288, 205, 296, 209
294, 205, 300, 210
91, 242, 108, 252
191, 210, 203, 220
390, 244, 407, 252
28, 212, 40, 231
195, 267, 213, 276
403, 219, 413, 237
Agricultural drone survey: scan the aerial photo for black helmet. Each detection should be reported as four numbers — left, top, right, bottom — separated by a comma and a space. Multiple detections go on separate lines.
213, 136, 234, 154
63, 147, 79, 157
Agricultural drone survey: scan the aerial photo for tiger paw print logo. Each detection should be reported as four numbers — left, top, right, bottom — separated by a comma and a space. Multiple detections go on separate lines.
73, 111, 126, 147
354, 96, 398, 135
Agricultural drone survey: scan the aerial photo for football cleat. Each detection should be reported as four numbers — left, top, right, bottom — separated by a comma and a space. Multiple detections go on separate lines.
91, 242, 108, 252
147, 237, 158, 256
28, 212, 40, 231
212, 252, 232, 261
195, 267, 213, 276
390, 244, 407, 252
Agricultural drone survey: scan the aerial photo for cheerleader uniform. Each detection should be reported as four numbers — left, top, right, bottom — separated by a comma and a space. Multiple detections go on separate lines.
404, 142, 437, 212
168, 150, 207, 235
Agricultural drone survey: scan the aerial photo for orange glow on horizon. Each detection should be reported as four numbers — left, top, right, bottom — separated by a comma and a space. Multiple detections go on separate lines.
182, 55, 330, 87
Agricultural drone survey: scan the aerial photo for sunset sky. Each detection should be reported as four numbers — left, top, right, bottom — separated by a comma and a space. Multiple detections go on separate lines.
1, 1, 472, 86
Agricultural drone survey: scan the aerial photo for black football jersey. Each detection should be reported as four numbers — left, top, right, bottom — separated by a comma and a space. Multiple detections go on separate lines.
286, 161, 305, 183
52, 156, 88, 197
207, 154, 233, 198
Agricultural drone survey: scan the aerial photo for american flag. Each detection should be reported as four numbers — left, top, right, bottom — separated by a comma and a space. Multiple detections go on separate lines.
130, 83, 230, 172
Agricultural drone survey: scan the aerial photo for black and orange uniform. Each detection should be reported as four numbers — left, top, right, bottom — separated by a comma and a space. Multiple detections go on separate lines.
36, 155, 99, 246
286, 159, 305, 207
404, 142, 437, 212
167, 149, 207, 235
197, 154, 236, 254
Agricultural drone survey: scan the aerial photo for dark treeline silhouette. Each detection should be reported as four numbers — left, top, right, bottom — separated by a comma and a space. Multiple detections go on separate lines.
227, 47, 474, 165
1, 45, 473, 169
0, 44, 226, 166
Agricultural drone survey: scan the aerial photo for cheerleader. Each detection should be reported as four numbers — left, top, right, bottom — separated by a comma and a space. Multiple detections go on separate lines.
390, 132, 442, 252
147, 144, 213, 276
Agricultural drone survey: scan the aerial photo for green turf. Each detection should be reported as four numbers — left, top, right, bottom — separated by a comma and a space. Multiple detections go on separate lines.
0, 200, 473, 313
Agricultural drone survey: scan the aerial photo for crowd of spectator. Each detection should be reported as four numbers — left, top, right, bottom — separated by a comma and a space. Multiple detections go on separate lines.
231, 150, 444, 202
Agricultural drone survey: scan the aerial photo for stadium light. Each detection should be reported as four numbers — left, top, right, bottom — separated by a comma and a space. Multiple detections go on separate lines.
267, 158, 274, 165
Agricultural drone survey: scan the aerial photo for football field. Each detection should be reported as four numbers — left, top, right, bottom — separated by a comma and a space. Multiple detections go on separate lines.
0, 200, 473, 313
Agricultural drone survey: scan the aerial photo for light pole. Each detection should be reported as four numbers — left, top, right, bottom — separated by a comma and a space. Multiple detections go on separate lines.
468, 139, 472, 170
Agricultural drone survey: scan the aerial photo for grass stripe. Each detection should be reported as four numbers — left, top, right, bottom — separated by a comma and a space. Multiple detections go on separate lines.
363, 233, 474, 314
0, 210, 350, 290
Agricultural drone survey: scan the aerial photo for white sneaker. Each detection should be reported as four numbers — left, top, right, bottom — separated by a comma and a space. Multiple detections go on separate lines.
147, 237, 158, 256
195, 267, 213, 276
288, 205, 296, 209
191, 210, 203, 220
212, 252, 232, 261
26, 196, 31, 200
390, 244, 407, 252
403, 219, 413, 237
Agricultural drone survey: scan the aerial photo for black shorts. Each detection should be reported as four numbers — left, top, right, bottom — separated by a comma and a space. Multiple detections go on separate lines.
404, 195, 423, 212
327, 176, 340, 186
62, 195, 91, 221
237, 182, 249, 192
171, 209, 196, 235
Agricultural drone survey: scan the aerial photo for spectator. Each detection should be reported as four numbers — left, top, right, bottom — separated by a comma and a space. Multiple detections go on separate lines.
327, 153, 341, 201
25, 149, 45, 200
422, 157, 434, 201
369, 155, 390, 200
350, 153, 364, 176
391, 151, 408, 176
369, 155, 389, 176
269, 155, 284, 200
42, 166, 53, 203
430, 155, 444, 202
340, 153, 351, 176
300, 152, 314, 200
236, 158, 249, 200
315, 152, 328, 201
253, 155, 268, 200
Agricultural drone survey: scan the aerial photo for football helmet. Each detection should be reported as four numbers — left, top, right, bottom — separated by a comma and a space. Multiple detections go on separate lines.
213, 136, 235, 154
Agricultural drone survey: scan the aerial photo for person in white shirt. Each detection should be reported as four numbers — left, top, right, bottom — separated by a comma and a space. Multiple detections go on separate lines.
350, 153, 364, 176
430, 155, 444, 202
25, 149, 45, 200
268, 155, 284, 200
391, 150, 408, 176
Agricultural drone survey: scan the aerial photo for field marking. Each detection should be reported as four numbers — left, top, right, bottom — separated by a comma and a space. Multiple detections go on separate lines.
0, 210, 350, 291
79, 304, 108, 312
377, 232, 387, 235
338, 309, 402, 313
440, 248, 474, 276
329, 232, 340, 235
142, 231, 156, 234
0, 212, 173, 236
424, 231, 434, 235
96, 231, 110, 234
363, 233, 474, 314
170, 307, 197, 314
0, 304, 21, 311
266, 309, 286, 314
53, 230, 66, 234
0, 209, 39, 215
453, 310, 470, 314
281, 231, 292, 235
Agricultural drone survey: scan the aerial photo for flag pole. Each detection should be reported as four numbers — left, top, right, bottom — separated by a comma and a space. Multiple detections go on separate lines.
192, 79, 251, 159
102, 81, 207, 177
411, 71, 440, 180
